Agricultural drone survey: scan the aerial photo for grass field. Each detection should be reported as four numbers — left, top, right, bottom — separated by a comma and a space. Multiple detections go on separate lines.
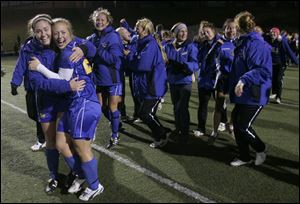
1, 56, 299, 203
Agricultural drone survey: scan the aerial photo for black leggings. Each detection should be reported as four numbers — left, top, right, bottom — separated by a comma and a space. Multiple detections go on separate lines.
26, 91, 45, 143
231, 104, 266, 161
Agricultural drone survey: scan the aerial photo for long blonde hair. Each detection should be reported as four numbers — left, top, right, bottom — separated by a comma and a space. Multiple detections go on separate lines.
136, 18, 168, 63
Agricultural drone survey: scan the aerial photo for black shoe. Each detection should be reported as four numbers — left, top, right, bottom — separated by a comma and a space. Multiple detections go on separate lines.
45, 179, 58, 194
207, 132, 218, 145
164, 127, 172, 134
121, 115, 134, 122
119, 122, 125, 132
106, 137, 119, 149
64, 171, 77, 189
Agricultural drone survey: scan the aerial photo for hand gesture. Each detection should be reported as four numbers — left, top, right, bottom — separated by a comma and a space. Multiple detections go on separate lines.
235, 80, 244, 97
70, 47, 84, 63
69, 77, 86, 91
28, 57, 41, 70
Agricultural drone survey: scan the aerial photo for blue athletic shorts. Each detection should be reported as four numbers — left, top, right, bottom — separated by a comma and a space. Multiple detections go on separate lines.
38, 96, 69, 123
96, 84, 123, 96
57, 98, 101, 140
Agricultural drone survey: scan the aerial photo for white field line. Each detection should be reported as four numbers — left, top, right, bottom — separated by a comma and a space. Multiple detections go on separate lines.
1, 99, 217, 203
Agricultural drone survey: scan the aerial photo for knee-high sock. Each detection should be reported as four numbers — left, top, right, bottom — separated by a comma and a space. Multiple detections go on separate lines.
45, 149, 59, 180
64, 154, 84, 179
81, 156, 100, 190
110, 110, 120, 139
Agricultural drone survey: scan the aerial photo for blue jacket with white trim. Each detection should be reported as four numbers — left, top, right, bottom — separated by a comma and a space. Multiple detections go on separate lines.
87, 26, 124, 86
229, 32, 272, 106
127, 34, 167, 100
164, 39, 199, 85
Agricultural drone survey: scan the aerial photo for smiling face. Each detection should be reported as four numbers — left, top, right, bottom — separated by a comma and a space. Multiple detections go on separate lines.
95, 13, 109, 31
118, 28, 131, 42
176, 28, 188, 42
270, 31, 279, 40
136, 24, 147, 39
202, 27, 215, 41
52, 22, 72, 49
33, 20, 52, 46
224, 22, 237, 40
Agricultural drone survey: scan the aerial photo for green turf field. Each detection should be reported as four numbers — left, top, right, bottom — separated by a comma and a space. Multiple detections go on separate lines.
1, 56, 299, 203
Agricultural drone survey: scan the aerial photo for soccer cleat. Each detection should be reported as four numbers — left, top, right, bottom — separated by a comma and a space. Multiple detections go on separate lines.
218, 122, 226, 132
269, 94, 277, 99
106, 137, 119, 149
193, 129, 204, 137
31, 141, 46, 151
79, 184, 104, 201
64, 171, 77, 189
230, 158, 253, 167
45, 179, 58, 194
255, 151, 267, 166
68, 177, 85, 194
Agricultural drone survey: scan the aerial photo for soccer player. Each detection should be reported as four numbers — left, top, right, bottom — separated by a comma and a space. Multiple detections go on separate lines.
265, 27, 299, 104
208, 18, 237, 143
193, 21, 221, 138
29, 18, 103, 201
13, 14, 93, 194
164, 22, 198, 144
86, 7, 124, 149
127, 18, 169, 148
228, 11, 272, 167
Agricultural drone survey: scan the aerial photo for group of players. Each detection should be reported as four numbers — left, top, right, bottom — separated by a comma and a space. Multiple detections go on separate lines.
10, 7, 298, 201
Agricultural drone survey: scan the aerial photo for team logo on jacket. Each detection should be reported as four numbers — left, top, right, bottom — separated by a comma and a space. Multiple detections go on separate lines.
83, 59, 92, 74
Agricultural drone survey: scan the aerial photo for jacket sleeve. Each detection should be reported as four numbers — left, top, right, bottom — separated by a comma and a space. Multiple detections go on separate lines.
282, 38, 299, 65
120, 20, 136, 36
29, 71, 71, 94
97, 34, 123, 68
78, 39, 97, 59
10, 50, 27, 86
240, 41, 272, 86
165, 44, 198, 74
184, 44, 199, 73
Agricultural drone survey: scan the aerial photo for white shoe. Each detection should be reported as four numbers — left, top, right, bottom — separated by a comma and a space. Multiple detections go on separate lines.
269, 94, 277, 99
275, 98, 281, 104
79, 184, 104, 201
230, 158, 253, 167
149, 136, 169, 148
68, 178, 85, 194
218, 123, 226, 132
45, 179, 58, 194
157, 102, 163, 111
208, 131, 218, 144
31, 141, 46, 151
255, 151, 266, 166
133, 118, 142, 123
193, 130, 204, 137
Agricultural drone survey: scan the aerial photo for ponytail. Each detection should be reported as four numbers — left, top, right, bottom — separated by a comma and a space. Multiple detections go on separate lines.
154, 34, 168, 64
